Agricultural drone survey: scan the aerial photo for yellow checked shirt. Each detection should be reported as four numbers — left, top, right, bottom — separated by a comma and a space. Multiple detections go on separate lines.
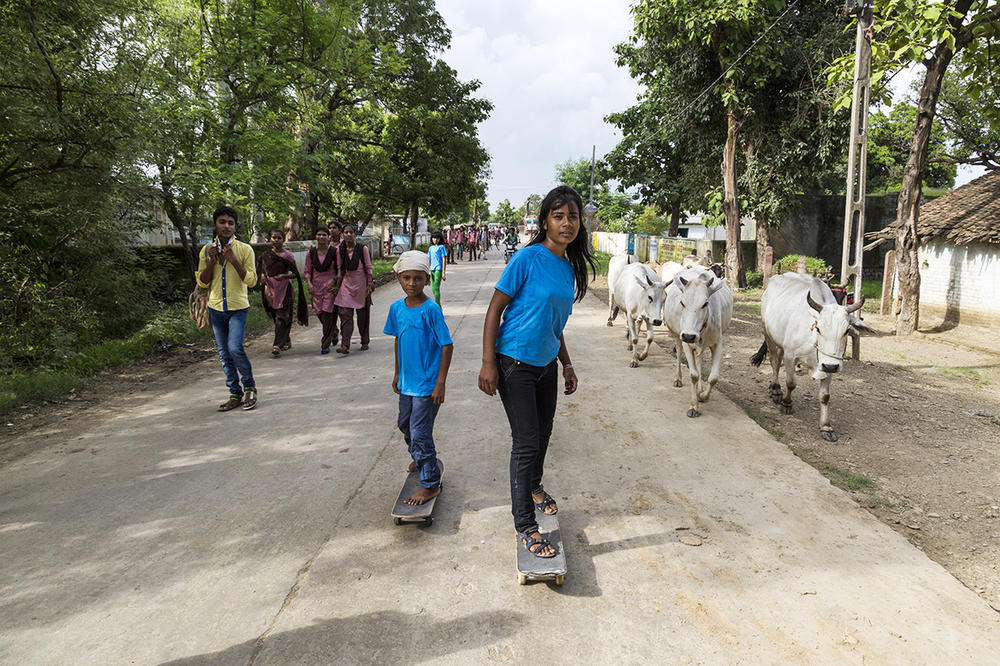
195, 238, 258, 311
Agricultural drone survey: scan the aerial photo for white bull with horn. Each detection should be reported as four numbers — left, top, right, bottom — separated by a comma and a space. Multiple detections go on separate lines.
750, 273, 868, 442
663, 267, 733, 417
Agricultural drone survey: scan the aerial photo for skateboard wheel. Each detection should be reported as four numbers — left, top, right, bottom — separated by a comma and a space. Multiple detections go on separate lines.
393, 517, 402, 526
423, 517, 433, 527
555, 574, 565, 586
518, 574, 527, 585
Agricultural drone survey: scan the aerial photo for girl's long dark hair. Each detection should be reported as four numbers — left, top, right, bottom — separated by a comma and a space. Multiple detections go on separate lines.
527, 185, 596, 302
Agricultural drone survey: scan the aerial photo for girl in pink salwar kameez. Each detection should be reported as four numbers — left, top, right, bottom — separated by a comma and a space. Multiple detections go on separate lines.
306, 226, 339, 354
333, 224, 374, 353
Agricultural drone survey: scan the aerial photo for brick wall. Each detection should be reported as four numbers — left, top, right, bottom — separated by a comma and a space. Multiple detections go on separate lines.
918, 240, 1000, 324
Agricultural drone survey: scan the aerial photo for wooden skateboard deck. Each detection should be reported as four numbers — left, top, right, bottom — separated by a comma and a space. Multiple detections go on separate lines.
516, 508, 566, 585
391, 460, 443, 526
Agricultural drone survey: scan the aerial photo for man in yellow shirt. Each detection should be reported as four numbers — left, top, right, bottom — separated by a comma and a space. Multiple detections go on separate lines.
196, 206, 259, 411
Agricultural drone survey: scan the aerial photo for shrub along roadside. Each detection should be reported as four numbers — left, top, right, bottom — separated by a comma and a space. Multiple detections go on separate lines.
0, 304, 270, 421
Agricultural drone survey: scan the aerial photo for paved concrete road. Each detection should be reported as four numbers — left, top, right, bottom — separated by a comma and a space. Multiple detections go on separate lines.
2, 249, 997, 665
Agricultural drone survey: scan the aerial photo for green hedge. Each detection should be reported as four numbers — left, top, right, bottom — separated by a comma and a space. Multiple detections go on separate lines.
774, 254, 828, 276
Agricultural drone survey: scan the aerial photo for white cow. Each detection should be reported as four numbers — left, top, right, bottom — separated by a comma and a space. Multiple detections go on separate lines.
750, 273, 865, 442
606, 254, 640, 325
658, 260, 685, 285
609, 261, 670, 368
662, 268, 733, 417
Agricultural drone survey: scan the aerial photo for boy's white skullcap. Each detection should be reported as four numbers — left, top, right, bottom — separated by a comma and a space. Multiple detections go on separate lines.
393, 250, 431, 275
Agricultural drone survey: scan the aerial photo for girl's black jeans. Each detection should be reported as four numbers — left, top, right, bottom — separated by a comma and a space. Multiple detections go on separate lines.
496, 354, 558, 535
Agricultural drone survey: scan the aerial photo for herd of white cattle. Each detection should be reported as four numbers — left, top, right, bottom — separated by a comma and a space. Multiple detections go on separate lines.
606, 253, 872, 442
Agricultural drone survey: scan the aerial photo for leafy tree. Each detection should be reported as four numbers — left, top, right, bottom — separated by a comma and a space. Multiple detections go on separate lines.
493, 199, 521, 228
863, 104, 956, 192
828, 0, 1000, 334
936, 63, 1000, 171
0, 0, 160, 366
635, 206, 671, 235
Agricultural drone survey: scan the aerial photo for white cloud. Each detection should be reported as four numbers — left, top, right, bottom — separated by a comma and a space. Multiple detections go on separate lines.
434, 0, 641, 207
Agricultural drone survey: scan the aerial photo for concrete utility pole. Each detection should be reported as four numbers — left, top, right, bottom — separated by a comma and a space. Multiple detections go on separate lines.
841, 0, 873, 359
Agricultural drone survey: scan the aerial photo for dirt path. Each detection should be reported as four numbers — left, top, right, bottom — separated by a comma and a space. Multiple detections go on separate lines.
593, 276, 1000, 612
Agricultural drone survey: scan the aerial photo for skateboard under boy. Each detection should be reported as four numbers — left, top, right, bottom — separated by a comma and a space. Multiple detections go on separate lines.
391, 460, 444, 527
516, 507, 566, 585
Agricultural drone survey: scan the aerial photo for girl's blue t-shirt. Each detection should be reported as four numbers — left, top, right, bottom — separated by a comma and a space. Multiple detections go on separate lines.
428, 244, 446, 271
495, 243, 575, 367
383, 298, 453, 396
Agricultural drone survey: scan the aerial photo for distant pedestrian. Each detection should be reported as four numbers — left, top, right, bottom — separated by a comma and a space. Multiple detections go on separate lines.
456, 225, 466, 260
467, 225, 479, 261
197, 206, 259, 411
258, 229, 308, 358
445, 226, 456, 264
384, 251, 454, 504
306, 225, 339, 354
478, 185, 595, 558
333, 224, 374, 353
427, 230, 448, 305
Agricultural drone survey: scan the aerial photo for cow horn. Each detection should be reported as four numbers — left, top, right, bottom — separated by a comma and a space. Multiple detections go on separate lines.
663, 279, 673, 290
645, 273, 653, 286
806, 291, 823, 313
710, 278, 726, 295
678, 276, 689, 288
846, 294, 866, 313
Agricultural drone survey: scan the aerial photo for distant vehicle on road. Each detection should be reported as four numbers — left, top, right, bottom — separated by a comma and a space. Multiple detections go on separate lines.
391, 234, 408, 254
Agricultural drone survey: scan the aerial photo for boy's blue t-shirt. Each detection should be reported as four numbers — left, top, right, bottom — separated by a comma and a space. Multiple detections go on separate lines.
428, 244, 446, 271
383, 298, 453, 396
495, 243, 575, 367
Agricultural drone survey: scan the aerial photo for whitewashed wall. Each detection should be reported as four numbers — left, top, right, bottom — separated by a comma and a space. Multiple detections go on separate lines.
593, 232, 630, 257
916, 240, 1000, 324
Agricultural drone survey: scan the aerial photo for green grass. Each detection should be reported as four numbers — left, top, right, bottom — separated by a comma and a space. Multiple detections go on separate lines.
743, 406, 787, 442
592, 251, 612, 276
939, 366, 990, 387
0, 303, 271, 421
861, 279, 882, 300
372, 257, 395, 280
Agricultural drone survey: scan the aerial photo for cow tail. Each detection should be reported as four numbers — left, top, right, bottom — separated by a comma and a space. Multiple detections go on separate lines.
749, 341, 768, 367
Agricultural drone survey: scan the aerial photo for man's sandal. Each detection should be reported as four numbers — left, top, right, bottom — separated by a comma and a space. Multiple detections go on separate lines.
218, 394, 243, 412
272, 346, 281, 357
242, 388, 258, 410
517, 531, 558, 558
533, 488, 558, 515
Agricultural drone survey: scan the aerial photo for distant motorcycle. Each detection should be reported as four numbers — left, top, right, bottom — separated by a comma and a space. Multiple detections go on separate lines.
504, 240, 518, 264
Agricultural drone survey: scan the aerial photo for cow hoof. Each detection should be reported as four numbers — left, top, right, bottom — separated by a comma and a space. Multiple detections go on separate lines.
674, 380, 683, 388
686, 408, 700, 418
697, 395, 708, 403
606, 321, 613, 327
780, 404, 793, 415
629, 361, 639, 368
638, 353, 648, 361
822, 430, 839, 442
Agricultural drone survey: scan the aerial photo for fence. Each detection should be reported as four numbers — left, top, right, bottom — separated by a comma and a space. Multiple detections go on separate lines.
593, 232, 713, 264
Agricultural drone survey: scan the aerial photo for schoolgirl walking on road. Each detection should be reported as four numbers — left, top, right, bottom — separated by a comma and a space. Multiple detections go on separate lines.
478, 185, 595, 558
306, 225, 339, 354
259, 229, 308, 357
333, 223, 374, 353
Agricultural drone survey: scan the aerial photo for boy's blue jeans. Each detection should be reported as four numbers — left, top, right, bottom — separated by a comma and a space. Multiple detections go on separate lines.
397, 395, 441, 488
209, 308, 255, 396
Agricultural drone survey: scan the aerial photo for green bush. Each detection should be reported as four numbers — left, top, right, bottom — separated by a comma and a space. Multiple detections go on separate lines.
745, 270, 764, 289
774, 254, 828, 276
592, 251, 612, 276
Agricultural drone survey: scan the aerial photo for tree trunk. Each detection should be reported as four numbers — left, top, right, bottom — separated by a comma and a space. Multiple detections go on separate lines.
755, 213, 769, 272
668, 199, 681, 237
409, 201, 419, 250
722, 112, 746, 288
894, 43, 956, 334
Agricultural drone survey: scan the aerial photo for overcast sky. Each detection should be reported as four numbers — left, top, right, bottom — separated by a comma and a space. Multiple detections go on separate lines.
434, 0, 640, 209
434, 2, 981, 211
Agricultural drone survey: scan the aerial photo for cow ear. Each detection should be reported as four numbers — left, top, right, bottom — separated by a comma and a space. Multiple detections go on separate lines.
709, 278, 726, 295
634, 274, 648, 289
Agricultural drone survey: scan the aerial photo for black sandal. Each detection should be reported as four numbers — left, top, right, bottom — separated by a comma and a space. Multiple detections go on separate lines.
533, 488, 558, 515
517, 530, 558, 558
218, 394, 243, 412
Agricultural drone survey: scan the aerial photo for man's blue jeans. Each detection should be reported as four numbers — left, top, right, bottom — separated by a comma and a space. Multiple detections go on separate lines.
209, 308, 255, 396
397, 395, 441, 488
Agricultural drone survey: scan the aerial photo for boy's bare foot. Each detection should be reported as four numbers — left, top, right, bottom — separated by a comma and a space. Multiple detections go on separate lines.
407, 461, 417, 473
404, 485, 440, 505
520, 531, 556, 557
